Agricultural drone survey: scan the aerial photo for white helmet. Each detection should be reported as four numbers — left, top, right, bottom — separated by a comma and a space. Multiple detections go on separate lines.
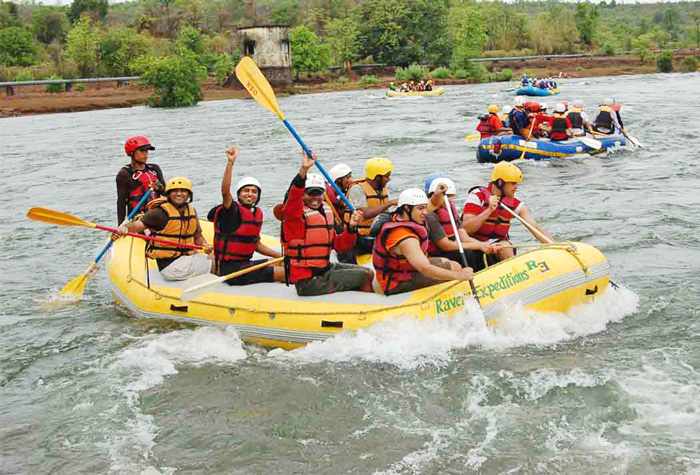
603, 97, 614, 106
329, 163, 352, 183
514, 96, 525, 107
428, 177, 456, 196
397, 188, 428, 208
573, 99, 583, 108
502, 105, 512, 114
235, 177, 262, 204
555, 103, 565, 113
305, 173, 326, 192
540, 103, 548, 111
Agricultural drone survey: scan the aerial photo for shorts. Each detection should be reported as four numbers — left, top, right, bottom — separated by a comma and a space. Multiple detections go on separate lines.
160, 253, 213, 281
218, 259, 275, 286
386, 257, 453, 296
295, 263, 371, 297
337, 236, 374, 264
435, 249, 494, 273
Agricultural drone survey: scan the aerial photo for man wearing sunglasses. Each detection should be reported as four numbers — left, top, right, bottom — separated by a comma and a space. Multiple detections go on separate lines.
116, 135, 165, 225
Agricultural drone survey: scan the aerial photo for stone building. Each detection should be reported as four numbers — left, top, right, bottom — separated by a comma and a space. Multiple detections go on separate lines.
232, 25, 291, 86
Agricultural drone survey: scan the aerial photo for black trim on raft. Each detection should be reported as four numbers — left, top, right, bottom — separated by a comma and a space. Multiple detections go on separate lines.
321, 320, 343, 328
585, 285, 598, 295
170, 304, 189, 312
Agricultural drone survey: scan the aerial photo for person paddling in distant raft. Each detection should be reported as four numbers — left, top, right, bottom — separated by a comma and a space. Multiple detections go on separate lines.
544, 103, 573, 141
567, 99, 594, 137
462, 162, 554, 262
278, 151, 374, 297
593, 98, 622, 135
373, 188, 473, 296
207, 145, 284, 285
116, 135, 165, 225
116, 177, 214, 281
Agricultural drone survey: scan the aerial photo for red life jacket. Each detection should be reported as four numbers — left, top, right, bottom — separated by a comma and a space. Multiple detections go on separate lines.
476, 115, 496, 137
426, 202, 460, 256
123, 164, 159, 213
373, 219, 429, 294
325, 182, 351, 224
550, 114, 569, 141
464, 186, 521, 242
212, 202, 263, 263
283, 205, 335, 281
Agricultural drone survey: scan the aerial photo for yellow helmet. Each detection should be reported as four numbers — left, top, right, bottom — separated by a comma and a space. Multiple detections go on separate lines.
365, 157, 393, 180
491, 162, 522, 184
165, 176, 193, 193
487, 104, 499, 114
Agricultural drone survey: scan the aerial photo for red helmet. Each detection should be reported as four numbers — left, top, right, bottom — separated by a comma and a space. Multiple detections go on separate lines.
124, 136, 155, 156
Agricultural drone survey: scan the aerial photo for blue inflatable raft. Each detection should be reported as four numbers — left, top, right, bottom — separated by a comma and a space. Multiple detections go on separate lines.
515, 86, 558, 96
477, 134, 627, 162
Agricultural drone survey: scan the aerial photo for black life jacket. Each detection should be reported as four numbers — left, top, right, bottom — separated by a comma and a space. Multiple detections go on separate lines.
550, 115, 569, 141
594, 109, 614, 132
567, 111, 583, 129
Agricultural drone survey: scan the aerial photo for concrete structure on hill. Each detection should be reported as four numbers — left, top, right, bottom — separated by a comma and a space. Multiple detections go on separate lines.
231, 25, 291, 86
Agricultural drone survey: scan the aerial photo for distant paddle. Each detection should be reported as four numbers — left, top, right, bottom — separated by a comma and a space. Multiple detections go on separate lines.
235, 57, 355, 213
27, 207, 204, 251
579, 136, 603, 150
464, 133, 481, 142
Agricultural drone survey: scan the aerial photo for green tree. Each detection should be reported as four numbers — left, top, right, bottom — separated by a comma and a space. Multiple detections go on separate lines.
691, 13, 700, 53
178, 25, 204, 56
660, 6, 682, 41
289, 25, 330, 78
326, 16, 359, 64
272, 0, 300, 26
32, 7, 68, 44
356, 0, 407, 65
656, 50, 673, 72
99, 27, 150, 76
65, 17, 101, 77
136, 51, 207, 107
448, 2, 486, 70
68, 0, 108, 23
0, 26, 37, 66
575, 2, 598, 46
633, 33, 653, 62
0, 1, 21, 29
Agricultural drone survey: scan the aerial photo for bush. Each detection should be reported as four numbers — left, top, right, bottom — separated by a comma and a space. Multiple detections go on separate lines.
656, 51, 673, 73
45, 75, 63, 92
360, 74, 379, 84
498, 68, 513, 81
136, 52, 207, 108
682, 56, 697, 73
395, 63, 429, 82
336, 75, 349, 83
453, 69, 470, 79
212, 53, 239, 85
0, 26, 38, 66
602, 43, 616, 56
75, 83, 85, 91
430, 67, 450, 79
467, 63, 490, 83
15, 69, 33, 81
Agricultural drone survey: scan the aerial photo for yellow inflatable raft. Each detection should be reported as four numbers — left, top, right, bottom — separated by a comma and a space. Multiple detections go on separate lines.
108, 221, 611, 350
386, 87, 445, 97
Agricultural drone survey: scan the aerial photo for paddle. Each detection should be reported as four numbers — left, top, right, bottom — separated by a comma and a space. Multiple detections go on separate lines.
464, 133, 481, 142
499, 202, 619, 289
235, 57, 355, 213
519, 119, 537, 161
625, 133, 643, 148
579, 136, 603, 150
181, 257, 284, 302
59, 189, 154, 297
27, 207, 204, 251
443, 195, 481, 307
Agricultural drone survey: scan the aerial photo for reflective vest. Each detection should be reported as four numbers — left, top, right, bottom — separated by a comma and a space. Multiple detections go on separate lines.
550, 114, 569, 141
567, 110, 583, 130
123, 164, 159, 213
426, 203, 460, 256
465, 186, 521, 242
283, 205, 335, 270
347, 181, 388, 236
146, 202, 198, 259
373, 219, 429, 294
212, 202, 263, 263
594, 106, 614, 132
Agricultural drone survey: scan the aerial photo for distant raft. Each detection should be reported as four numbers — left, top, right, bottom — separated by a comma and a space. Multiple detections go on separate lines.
109, 221, 611, 350
477, 134, 627, 162
516, 86, 558, 96
386, 87, 445, 97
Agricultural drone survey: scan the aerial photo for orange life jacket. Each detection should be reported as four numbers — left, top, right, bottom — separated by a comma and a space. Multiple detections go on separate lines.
283, 205, 335, 270
426, 202, 460, 256
146, 201, 198, 259
212, 202, 263, 263
346, 180, 389, 236
465, 186, 521, 242
373, 218, 429, 294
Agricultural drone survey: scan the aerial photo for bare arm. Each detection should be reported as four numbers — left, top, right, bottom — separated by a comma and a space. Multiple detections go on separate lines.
256, 241, 282, 258
398, 238, 472, 282
221, 146, 240, 210
358, 200, 397, 221
519, 205, 555, 243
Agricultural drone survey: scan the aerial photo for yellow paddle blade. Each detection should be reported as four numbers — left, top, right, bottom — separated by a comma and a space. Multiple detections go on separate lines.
464, 134, 481, 142
60, 272, 89, 297
235, 56, 285, 120
27, 207, 95, 228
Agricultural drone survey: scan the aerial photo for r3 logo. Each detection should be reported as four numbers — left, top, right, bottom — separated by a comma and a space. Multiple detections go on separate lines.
526, 260, 550, 273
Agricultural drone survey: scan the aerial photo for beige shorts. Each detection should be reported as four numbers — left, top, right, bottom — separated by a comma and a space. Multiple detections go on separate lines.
160, 254, 213, 281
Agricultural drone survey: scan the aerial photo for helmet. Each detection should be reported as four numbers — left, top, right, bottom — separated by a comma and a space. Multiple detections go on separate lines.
428, 177, 456, 196
424, 172, 448, 195
573, 99, 583, 108
515, 96, 525, 107
502, 105, 512, 114
555, 103, 565, 113
305, 173, 326, 192
491, 162, 523, 184
165, 176, 193, 201
487, 104, 499, 114
397, 188, 428, 208
603, 97, 614, 106
329, 163, 352, 183
561, 101, 569, 110
540, 103, 547, 111
124, 136, 154, 156
365, 157, 393, 180
235, 176, 262, 204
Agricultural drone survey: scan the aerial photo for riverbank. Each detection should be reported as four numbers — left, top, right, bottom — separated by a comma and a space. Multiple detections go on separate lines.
0, 54, 666, 118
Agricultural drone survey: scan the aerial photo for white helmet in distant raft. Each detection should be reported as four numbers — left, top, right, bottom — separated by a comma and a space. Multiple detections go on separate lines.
305, 173, 326, 192
329, 163, 352, 183
397, 188, 428, 208
555, 103, 566, 113
235, 176, 262, 205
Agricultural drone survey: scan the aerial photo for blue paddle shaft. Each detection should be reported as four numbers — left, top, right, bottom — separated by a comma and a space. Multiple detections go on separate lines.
93, 189, 154, 264
282, 119, 356, 213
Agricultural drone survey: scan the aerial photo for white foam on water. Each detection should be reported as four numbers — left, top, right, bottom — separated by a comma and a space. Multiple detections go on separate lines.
271, 286, 639, 369
100, 326, 247, 474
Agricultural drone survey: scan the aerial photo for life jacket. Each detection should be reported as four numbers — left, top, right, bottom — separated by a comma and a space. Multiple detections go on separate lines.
122, 164, 159, 213
325, 182, 351, 225
465, 186, 520, 242
476, 114, 496, 137
146, 201, 198, 259
211, 202, 262, 263
509, 108, 530, 135
567, 110, 583, 130
373, 218, 429, 294
594, 106, 614, 133
550, 114, 569, 141
283, 205, 335, 270
426, 203, 460, 256
346, 181, 388, 236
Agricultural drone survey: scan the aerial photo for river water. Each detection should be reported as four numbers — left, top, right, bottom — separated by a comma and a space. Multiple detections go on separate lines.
2, 72, 699, 474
